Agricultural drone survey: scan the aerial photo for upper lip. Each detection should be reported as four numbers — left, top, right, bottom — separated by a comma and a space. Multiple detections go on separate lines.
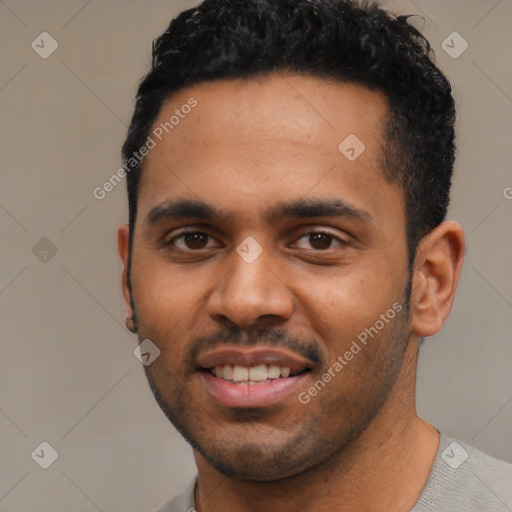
196, 346, 313, 374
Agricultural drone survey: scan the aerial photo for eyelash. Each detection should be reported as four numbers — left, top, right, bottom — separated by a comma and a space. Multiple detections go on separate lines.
165, 229, 347, 252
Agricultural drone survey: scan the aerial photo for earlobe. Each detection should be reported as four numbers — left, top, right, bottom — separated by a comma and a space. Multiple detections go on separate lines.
125, 316, 137, 333
409, 221, 465, 338
117, 224, 134, 324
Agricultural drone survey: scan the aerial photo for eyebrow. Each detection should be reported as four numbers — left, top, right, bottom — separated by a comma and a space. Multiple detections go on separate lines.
146, 197, 372, 227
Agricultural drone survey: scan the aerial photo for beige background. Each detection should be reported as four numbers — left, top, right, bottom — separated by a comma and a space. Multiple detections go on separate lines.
1, 0, 511, 510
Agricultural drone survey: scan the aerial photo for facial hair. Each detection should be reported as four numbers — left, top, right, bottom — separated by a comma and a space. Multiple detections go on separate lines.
138, 293, 411, 481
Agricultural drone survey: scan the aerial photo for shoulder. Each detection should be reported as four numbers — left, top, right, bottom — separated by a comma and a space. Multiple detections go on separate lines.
412, 432, 512, 511
153, 478, 197, 512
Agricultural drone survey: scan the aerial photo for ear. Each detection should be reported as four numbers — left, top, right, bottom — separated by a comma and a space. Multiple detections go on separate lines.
410, 221, 465, 337
117, 224, 134, 323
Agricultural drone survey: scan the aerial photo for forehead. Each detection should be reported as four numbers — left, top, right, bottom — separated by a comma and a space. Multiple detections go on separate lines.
136, 73, 402, 230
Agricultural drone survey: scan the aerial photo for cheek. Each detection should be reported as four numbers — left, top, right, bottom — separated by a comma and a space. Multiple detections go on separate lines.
298, 264, 402, 339
130, 251, 212, 341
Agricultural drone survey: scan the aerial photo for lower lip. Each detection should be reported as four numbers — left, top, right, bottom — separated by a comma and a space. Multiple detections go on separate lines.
200, 371, 308, 408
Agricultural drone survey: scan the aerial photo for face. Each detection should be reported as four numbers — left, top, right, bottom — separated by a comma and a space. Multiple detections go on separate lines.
120, 74, 413, 480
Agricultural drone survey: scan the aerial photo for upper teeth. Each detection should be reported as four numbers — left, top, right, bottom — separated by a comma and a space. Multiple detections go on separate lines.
213, 364, 292, 382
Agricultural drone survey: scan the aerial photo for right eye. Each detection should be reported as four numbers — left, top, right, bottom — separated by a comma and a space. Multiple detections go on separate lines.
165, 231, 220, 251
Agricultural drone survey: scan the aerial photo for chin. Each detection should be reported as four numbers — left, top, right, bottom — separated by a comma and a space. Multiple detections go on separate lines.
196, 443, 315, 481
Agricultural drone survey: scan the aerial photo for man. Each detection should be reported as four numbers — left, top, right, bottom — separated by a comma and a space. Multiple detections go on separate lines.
117, 0, 512, 510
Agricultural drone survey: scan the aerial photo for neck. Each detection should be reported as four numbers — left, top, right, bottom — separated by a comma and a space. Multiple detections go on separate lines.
193, 341, 439, 512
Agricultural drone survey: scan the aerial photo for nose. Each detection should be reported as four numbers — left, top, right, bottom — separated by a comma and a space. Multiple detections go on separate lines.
206, 246, 294, 329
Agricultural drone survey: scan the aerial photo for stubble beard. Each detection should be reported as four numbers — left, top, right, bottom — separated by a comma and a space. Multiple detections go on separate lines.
140, 304, 411, 482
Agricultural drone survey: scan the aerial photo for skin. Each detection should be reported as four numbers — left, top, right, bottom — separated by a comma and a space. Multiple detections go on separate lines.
117, 74, 465, 511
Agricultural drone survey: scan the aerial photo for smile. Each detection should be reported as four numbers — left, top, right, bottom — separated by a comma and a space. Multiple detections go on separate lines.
209, 363, 306, 384
196, 346, 313, 408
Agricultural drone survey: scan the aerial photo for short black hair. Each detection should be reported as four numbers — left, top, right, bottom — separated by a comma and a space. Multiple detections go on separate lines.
122, 0, 456, 266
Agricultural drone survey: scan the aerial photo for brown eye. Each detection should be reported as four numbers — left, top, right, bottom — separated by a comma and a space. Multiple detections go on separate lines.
308, 232, 334, 250
183, 232, 209, 249
294, 230, 346, 251
168, 231, 215, 250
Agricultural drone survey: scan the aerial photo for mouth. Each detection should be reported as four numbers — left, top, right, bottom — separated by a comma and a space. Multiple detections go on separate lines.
197, 347, 313, 408
205, 362, 309, 382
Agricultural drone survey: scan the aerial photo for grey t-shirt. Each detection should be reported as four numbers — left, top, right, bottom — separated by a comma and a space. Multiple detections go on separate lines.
154, 432, 512, 511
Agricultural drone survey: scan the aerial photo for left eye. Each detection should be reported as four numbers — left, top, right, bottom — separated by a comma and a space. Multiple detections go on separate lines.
294, 231, 345, 251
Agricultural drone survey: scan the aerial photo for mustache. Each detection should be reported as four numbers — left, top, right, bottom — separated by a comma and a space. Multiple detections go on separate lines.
185, 326, 325, 368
